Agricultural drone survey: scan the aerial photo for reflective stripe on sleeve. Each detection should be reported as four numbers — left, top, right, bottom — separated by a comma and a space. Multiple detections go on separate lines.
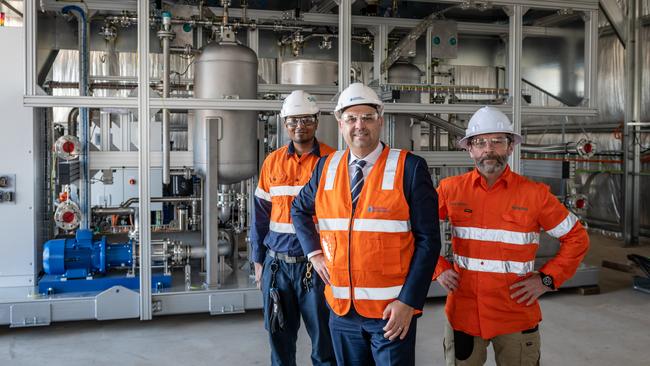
381, 149, 401, 190
269, 221, 296, 234
546, 212, 579, 238
452, 226, 540, 245
254, 187, 271, 202
454, 254, 534, 276
269, 185, 304, 197
325, 150, 346, 191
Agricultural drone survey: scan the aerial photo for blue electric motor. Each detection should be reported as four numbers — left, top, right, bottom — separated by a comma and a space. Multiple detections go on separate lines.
43, 229, 133, 278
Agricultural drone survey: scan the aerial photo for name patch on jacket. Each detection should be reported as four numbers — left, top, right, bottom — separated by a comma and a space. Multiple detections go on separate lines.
368, 206, 390, 213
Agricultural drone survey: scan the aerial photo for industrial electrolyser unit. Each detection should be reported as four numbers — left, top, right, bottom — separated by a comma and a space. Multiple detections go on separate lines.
1, 0, 612, 327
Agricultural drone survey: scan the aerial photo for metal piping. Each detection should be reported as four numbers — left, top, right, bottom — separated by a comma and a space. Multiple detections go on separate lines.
407, 113, 465, 137
158, 15, 174, 186
92, 207, 136, 216
62, 5, 90, 230
521, 140, 597, 157
119, 196, 202, 208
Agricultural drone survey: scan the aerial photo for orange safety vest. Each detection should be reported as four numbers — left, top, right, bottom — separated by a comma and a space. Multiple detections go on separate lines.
255, 142, 335, 237
315, 146, 416, 319
434, 166, 589, 339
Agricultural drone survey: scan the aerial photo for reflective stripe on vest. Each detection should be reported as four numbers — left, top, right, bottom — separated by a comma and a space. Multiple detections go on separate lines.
318, 218, 410, 233
330, 285, 403, 300
255, 187, 271, 202
269, 185, 304, 197
454, 254, 534, 276
452, 226, 540, 245
546, 212, 579, 238
381, 149, 401, 190
325, 150, 346, 190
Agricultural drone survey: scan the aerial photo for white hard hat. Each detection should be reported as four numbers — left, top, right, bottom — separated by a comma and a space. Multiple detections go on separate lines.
280, 90, 320, 118
458, 106, 523, 149
334, 82, 384, 118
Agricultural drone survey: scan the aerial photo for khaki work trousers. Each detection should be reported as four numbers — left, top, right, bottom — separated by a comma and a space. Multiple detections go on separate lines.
443, 321, 541, 366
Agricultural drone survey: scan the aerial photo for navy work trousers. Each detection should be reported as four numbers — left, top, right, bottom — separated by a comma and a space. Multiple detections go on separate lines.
329, 307, 417, 366
261, 254, 335, 366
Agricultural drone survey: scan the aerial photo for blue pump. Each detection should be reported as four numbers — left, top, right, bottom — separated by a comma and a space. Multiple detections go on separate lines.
43, 229, 133, 278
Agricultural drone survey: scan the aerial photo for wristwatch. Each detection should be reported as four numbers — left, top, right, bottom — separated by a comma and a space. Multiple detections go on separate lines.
539, 271, 555, 290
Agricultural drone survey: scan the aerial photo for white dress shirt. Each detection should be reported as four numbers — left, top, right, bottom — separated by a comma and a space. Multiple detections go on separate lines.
308, 142, 384, 260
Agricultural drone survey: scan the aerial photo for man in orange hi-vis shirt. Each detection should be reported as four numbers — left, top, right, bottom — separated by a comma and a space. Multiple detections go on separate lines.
434, 106, 589, 366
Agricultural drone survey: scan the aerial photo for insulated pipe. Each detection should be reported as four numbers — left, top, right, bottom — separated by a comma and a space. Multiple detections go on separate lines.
407, 113, 465, 137
159, 12, 174, 185
92, 207, 136, 216
62, 5, 90, 230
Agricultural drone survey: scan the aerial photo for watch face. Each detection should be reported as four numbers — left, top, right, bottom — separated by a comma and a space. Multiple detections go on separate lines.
542, 276, 553, 286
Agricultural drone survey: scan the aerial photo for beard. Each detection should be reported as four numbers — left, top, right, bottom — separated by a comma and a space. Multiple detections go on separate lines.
475, 152, 509, 174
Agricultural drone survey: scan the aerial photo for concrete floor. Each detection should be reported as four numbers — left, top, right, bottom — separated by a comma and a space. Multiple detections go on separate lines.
1, 233, 649, 366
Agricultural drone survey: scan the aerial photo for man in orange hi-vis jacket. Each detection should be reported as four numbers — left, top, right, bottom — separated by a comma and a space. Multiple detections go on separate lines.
434, 106, 589, 366
251, 90, 336, 366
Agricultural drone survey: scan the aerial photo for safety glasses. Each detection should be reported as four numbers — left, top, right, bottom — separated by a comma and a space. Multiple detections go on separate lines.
340, 112, 379, 125
470, 136, 511, 149
285, 116, 317, 129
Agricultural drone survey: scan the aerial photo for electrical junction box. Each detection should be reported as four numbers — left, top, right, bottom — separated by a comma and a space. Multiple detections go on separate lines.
431, 20, 458, 59
0, 27, 40, 287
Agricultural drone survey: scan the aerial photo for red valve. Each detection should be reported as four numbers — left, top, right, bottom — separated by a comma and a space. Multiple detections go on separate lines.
62, 211, 75, 223
62, 141, 75, 153
129, 178, 136, 185
575, 199, 585, 209
583, 143, 592, 154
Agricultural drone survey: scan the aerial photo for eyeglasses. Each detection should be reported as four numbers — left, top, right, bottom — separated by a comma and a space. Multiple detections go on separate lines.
285, 116, 317, 129
340, 112, 379, 125
470, 136, 511, 149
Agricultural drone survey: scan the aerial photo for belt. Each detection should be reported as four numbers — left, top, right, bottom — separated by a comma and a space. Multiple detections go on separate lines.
267, 249, 307, 263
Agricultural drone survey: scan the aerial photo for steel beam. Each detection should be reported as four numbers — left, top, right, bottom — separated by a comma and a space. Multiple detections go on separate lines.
370, 24, 391, 84
403, 0, 598, 11
507, 5, 523, 174
623, 0, 641, 246
137, 0, 152, 320
23, 95, 599, 116
24, 0, 35, 96
338, 0, 352, 90
599, 0, 627, 46
89, 151, 194, 169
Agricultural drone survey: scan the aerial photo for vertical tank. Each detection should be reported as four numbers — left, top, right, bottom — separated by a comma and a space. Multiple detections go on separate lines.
280, 59, 339, 149
193, 40, 258, 184
387, 61, 422, 150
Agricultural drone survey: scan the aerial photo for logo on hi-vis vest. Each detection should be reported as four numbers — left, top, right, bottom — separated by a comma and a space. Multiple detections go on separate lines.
322, 238, 333, 261
368, 206, 390, 213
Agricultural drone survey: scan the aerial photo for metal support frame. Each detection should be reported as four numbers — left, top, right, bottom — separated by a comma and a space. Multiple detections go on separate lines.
338, 0, 352, 90
583, 9, 599, 109
623, 0, 641, 246
507, 5, 523, 173
370, 24, 392, 85
338, 0, 352, 149
599, 0, 627, 46
137, 0, 152, 320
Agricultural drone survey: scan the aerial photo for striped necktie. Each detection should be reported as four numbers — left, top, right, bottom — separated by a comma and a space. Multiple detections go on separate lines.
351, 159, 367, 209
